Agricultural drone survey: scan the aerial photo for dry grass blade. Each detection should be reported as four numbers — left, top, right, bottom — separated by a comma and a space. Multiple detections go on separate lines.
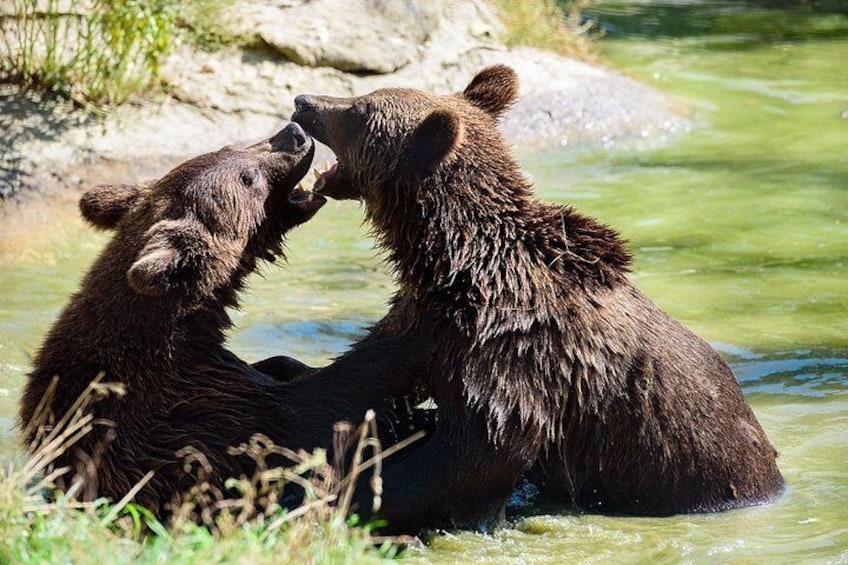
21, 371, 125, 483
334, 429, 427, 497
26, 465, 71, 497
20, 375, 59, 444
22, 413, 94, 480
13, 370, 425, 560
100, 471, 155, 524
173, 408, 427, 545
338, 409, 378, 516
265, 493, 338, 533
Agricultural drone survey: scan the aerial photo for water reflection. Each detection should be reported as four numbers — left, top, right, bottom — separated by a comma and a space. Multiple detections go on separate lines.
735, 356, 848, 397
583, 0, 848, 42
231, 319, 369, 365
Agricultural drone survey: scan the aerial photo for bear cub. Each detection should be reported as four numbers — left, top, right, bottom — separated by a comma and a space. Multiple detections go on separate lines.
19, 123, 426, 515
292, 65, 784, 533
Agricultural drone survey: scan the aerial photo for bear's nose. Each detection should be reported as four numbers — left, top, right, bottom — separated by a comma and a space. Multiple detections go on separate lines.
294, 94, 318, 114
282, 122, 308, 149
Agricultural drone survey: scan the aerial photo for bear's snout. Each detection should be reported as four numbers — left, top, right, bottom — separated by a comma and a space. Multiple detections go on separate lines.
286, 122, 309, 149
292, 95, 327, 145
270, 122, 310, 153
294, 94, 319, 114
292, 94, 354, 149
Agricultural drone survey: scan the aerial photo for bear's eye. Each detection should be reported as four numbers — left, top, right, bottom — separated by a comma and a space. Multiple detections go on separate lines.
240, 168, 261, 187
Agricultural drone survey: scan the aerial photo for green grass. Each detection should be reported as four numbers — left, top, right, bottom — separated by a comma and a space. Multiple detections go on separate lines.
493, 0, 598, 60
1, 382, 409, 564
176, 0, 242, 51
0, 475, 395, 565
0, 0, 238, 108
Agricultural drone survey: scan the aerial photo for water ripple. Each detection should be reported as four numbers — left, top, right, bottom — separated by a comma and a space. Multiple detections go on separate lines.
732, 355, 848, 397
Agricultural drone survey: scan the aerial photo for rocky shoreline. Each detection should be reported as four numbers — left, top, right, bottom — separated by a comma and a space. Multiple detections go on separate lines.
0, 0, 687, 202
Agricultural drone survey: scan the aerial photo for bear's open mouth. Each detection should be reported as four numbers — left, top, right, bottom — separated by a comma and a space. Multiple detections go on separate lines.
288, 183, 327, 213
311, 159, 338, 193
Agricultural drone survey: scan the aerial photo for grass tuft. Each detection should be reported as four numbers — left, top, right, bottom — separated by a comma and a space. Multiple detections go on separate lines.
2, 380, 417, 563
175, 0, 241, 52
494, 0, 599, 60
0, 0, 238, 108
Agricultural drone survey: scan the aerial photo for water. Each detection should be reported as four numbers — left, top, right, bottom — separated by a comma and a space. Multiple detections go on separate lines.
1, 0, 847, 561
409, 2, 847, 562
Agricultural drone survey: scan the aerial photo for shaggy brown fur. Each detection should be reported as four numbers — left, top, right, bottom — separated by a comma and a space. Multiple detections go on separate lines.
18, 124, 429, 514
292, 65, 784, 533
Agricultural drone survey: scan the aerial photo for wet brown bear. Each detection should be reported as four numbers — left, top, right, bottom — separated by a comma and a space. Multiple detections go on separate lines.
18, 123, 428, 514
292, 65, 785, 533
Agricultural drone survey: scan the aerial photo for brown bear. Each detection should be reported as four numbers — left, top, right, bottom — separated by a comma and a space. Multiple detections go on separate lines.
18, 123, 430, 515
291, 65, 785, 533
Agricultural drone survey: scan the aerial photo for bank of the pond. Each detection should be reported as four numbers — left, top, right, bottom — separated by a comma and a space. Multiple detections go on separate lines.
0, 0, 684, 202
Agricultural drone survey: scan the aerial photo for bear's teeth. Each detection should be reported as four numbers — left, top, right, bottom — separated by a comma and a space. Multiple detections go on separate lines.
322, 160, 332, 171
313, 168, 322, 181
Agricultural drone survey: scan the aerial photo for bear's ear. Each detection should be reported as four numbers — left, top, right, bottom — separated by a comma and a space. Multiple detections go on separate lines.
403, 109, 463, 181
462, 65, 519, 118
79, 183, 142, 230
127, 218, 232, 296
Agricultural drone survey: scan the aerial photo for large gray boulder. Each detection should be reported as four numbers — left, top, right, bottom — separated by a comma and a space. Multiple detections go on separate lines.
245, 0, 442, 74
0, 0, 685, 199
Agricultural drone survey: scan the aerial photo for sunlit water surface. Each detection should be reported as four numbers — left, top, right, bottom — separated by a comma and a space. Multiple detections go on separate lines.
1, 0, 846, 562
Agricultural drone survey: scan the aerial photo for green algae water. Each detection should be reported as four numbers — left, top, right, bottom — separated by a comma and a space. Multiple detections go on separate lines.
1, 0, 847, 561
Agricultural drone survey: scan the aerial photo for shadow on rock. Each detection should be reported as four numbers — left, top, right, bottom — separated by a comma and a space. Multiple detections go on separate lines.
0, 87, 96, 199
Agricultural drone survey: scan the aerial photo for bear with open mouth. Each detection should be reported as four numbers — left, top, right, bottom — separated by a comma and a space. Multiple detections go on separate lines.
18, 123, 430, 516
292, 65, 784, 533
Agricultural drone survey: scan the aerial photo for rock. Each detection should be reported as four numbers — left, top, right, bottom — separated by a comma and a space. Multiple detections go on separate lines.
0, 0, 687, 200
250, 0, 442, 74
489, 48, 689, 149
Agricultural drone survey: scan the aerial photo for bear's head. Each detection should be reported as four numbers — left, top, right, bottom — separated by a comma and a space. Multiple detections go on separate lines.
78, 123, 323, 298
291, 65, 521, 209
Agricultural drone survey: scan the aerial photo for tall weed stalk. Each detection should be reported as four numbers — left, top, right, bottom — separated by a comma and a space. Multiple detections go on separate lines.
0, 0, 224, 107
2, 376, 417, 562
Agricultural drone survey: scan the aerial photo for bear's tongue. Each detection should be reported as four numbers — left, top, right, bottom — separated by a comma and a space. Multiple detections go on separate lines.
312, 160, 338, 192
